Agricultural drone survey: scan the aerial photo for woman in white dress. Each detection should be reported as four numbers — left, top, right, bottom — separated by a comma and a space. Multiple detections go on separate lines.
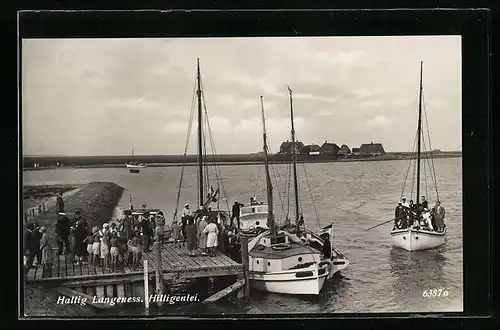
203, 218, 219, 257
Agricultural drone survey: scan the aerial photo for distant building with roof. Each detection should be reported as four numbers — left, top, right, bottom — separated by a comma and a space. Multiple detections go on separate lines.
359, 142, 386, 156
301, 144, 322, 156
320, 141, 340, 155
279, 140, 304, 155
338, 144, 351, 156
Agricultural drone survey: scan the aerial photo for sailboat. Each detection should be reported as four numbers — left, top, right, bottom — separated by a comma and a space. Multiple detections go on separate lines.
245, 96, 330, 296
171, 59, 231, 232
390, 61, 447, 251
126, 147, 146, 169
241, 88, 349, 283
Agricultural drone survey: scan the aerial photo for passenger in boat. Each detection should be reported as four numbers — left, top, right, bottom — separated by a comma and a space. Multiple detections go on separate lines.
401, 197, 409, 209
186, 215, 198, 257
39, 226, 53, 278
433, 201, 446, 232
394, 201, 405, 229
231, 201, 243, 230
421, 211, 434, 231
56, 212, 71, 255
321, 233, 332, 259
197, 215, 209, 256
203, 218, 220, 257
421, 196, 429, 210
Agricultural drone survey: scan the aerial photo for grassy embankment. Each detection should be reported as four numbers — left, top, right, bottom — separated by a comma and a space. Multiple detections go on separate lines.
23, 151, 462, 170
22, 182, 124, 317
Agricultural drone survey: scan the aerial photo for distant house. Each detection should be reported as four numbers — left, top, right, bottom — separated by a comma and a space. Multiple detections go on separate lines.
359, 142, 386, 156
338, 144, 351, 156
320, 141, 340, 155
279, 140, 304, 155
302, 144, 322, 156
352, 148, 361, 156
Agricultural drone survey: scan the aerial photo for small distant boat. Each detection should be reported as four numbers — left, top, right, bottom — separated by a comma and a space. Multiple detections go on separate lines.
126, 147, 147, 168
390, 61, 447, 252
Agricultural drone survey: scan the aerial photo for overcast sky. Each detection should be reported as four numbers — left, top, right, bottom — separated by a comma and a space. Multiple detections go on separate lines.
21, 36, 461, 156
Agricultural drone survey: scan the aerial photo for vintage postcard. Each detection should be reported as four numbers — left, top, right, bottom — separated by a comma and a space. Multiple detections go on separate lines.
21, 35, 462, 317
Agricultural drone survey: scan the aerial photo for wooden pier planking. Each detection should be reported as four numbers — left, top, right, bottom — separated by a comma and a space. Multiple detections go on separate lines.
26, 243, 243, 292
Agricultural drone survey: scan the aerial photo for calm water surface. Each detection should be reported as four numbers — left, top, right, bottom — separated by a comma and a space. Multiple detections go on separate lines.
23, 158, 463, 314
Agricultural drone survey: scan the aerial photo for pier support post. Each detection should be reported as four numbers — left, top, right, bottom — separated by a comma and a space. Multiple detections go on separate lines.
240, 235, 250, 301
153, 242, 164, 306
143, 260, 149, 311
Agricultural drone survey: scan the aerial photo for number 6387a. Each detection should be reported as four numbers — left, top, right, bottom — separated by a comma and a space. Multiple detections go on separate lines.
423, 289, 449, 297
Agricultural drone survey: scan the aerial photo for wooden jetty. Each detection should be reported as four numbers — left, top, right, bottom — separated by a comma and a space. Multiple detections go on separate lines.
25, 241, 248, 306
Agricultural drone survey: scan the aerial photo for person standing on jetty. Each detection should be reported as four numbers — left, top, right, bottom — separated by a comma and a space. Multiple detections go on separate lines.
197, 216, 208, 256
203, 218, 219, 257
74, 221, 88, 265
56, 212, 71, 255
120, 210, 133, 242
23, 224, 34, 272
39, 226, 53, 278
91, 227, 100, 267
181, 203, 192, 246
56, 192, 64, 214
186, 214, 198, 257
155, 211, 166, 246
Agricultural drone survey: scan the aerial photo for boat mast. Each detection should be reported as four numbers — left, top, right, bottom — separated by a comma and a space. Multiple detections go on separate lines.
197, 58, 204, 207
260, 96, 275, 236
288, 86, 300, 225
416, 61, 423, 218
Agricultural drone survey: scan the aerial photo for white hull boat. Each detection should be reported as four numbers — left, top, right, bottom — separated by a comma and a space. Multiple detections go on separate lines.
247, 230, 328, 295
391, 227, 446, 251
249, 262, 329, 295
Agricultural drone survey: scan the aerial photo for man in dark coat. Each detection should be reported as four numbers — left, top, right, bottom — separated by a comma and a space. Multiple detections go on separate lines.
394, 201, 406, 229
421, 196, 429, 210
56, 213, 71, 254
231, 201, 243, 230
120, 210, 133, 241
56, 193, 64, 214
433, 201, 446, 231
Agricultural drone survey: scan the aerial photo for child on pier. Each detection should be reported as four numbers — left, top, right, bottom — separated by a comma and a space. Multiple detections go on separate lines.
83, 230, 93, 265
109, 232, 119, 270
131, 231, 141, 270
91, 227, 100, 267
101, 230, 111, 270
171, 220, 181, 248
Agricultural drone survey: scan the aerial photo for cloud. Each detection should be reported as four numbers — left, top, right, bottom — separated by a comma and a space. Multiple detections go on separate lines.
314, 50, 364, 66
365, 115, 394, 127
105, 97, 162, 111
360, 100, 385, 108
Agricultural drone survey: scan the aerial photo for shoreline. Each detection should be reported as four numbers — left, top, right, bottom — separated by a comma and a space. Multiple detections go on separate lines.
23, 154, 462, 171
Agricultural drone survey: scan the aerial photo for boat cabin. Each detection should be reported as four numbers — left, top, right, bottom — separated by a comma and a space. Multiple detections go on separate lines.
239, 204, 270, 230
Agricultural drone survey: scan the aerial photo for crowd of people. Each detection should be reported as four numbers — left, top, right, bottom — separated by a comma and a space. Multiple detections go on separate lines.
174, 203, 240, 258
23, 200, 244, 278
393, 195, 446, 231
